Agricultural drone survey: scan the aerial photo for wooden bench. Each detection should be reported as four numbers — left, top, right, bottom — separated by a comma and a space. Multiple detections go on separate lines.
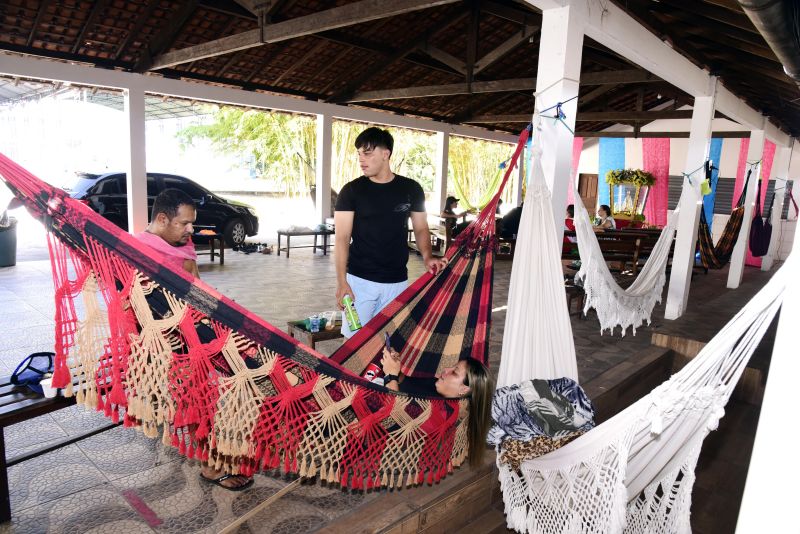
563, 230, 646, 274
0, 376, 119, 522
286, 320, 343, 350
277, 229, 334, 258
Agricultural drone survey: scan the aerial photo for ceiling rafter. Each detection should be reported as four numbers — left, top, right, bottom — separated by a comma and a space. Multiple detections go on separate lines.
148, 0, 460, 70
326, 9, 469, 102
134, 0, 199, 72
114, 0, 160, 61
71, 0, 110, 54
26, 0, 54, 47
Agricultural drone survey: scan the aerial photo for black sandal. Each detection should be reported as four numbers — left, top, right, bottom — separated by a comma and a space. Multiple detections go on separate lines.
200, 473, 254, 492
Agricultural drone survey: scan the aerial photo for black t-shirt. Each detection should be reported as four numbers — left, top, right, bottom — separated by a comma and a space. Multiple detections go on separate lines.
336, 175, 426, 283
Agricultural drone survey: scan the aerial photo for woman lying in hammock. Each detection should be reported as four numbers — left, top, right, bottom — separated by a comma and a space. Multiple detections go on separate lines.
381, 347, 494, 467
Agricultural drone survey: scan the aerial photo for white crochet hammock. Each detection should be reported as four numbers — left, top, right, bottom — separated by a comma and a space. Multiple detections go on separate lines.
572, 185, 680, 335
497, 119, 789, 532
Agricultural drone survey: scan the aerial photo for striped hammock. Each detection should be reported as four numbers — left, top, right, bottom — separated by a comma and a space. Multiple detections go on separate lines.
698, 166, 749, 270
0, 127, 528, 489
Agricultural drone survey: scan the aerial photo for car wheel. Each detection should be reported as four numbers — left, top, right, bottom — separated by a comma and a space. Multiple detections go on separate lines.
224, 219, 247, 246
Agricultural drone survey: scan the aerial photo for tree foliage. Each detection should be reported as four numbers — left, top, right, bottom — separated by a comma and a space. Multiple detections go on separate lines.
177, 106, 515, 205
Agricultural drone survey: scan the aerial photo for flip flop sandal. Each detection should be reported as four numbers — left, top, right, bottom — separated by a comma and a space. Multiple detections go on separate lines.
200, 473, 254, 492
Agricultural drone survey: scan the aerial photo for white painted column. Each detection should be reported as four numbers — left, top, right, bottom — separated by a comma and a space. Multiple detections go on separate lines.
433, 131, 449, 213
761, 142, 793, 271
124, 86, 148, 233
735, 219, 800, 532
664, 89, 716, 320
533, 2, 584, 240
728, 128, 766, 288
315, 112, 333, 223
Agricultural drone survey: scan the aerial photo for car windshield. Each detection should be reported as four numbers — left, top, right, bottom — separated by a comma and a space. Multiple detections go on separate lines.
62, 173, 100, 197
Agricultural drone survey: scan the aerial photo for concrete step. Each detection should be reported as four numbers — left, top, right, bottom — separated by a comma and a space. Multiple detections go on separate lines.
462, 508, 511, 534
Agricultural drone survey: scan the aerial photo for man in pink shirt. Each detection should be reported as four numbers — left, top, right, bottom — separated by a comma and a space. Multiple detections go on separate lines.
136, 189, 253, 491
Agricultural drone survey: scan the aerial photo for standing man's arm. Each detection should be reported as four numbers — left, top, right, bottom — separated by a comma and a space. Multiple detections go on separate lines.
410, 211, 446, 274
334, 210, 355, 309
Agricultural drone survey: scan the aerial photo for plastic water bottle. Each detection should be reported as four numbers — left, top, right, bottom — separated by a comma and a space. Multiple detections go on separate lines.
310, 314, 320, 333
342, 294, 362, 331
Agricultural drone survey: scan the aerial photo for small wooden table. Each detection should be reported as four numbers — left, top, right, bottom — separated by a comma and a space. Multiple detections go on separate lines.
286, 320, 343, 350
194, 233, 225, 265
277, 229, 334, 258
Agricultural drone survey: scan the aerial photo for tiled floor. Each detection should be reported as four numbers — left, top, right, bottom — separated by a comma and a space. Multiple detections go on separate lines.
0, 239, 781, 533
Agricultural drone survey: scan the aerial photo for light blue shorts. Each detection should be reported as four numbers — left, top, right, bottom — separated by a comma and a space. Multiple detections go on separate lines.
341, 273, 407, 338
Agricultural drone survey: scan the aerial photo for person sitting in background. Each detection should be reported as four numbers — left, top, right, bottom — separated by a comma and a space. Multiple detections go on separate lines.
380, 347, 494, 468
440, 196, 472, 237
594, 204, 616, 231
498, 202, 523, 240
565, 204, 575, 232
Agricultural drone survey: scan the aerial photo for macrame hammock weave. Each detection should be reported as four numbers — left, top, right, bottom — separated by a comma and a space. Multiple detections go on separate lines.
494, 132, 791, 532
0, 128, 527, 489
572, 184, 679, 336
698, 163, 750, 270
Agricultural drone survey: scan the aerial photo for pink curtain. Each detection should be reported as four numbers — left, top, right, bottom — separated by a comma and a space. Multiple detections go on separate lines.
642, 138, 670, 227
567, 137, 584, 205
732, 138, 750, 210
746, 140, 777, 266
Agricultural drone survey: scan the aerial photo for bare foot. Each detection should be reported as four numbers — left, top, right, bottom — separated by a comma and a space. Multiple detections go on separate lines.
200, 466, 253, 491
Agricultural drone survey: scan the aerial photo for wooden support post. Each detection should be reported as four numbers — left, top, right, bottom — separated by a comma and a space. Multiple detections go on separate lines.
664, 86, 716, 320
433, 131, 449, 214
728, 128, 766, 288
315, 113, 333, 223
533, 2, 584, 241
761, 142, 793, 271
124, 86, 148, 234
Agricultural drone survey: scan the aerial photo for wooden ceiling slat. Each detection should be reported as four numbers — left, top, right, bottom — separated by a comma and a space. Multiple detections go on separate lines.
134, 1, 199, 71
26, 0, 54, 47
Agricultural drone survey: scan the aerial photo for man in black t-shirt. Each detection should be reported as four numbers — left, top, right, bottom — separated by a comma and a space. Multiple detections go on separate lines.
334, 127, 446, 338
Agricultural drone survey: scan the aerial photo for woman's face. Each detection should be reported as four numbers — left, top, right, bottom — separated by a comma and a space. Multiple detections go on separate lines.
435, 360, 471, 397
597, 207, 607, 218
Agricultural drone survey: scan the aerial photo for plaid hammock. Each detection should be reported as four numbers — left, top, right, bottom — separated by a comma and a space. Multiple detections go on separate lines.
697, 165, 750, 270
0, 127, 527, 489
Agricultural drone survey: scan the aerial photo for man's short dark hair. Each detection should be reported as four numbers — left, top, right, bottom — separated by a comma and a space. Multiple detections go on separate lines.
151, 188, 195, 221
355, 127, 394, 155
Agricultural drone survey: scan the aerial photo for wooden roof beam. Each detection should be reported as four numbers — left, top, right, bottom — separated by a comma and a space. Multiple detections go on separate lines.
576, 130, 751, 138
148, 0, 460, 70
345, 69, 660, 102
26, 0, 53, 47
418, 43, 467, 75
473, 24, 538, 75
465, 109, 725, 123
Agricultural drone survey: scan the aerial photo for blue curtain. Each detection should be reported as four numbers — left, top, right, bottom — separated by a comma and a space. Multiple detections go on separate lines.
703, 138, 723, 231
598, 138, 625, 208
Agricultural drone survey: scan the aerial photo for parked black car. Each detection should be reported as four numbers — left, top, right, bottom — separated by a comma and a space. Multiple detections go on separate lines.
63, 172, 259, 245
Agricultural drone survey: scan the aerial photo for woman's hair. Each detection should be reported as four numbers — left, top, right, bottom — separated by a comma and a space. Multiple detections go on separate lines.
599, 204, 612, 217
462, 358, 494, 468
445, 196, 459, 211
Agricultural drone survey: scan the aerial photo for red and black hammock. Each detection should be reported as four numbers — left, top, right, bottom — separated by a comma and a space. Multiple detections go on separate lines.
698, 163, 750, 270
0, 126, 528, 489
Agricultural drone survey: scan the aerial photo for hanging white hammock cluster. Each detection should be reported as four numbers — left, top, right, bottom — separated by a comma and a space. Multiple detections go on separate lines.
498, 255, 787, 533
572, 188, 680, 335
496, 115, 790, 533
